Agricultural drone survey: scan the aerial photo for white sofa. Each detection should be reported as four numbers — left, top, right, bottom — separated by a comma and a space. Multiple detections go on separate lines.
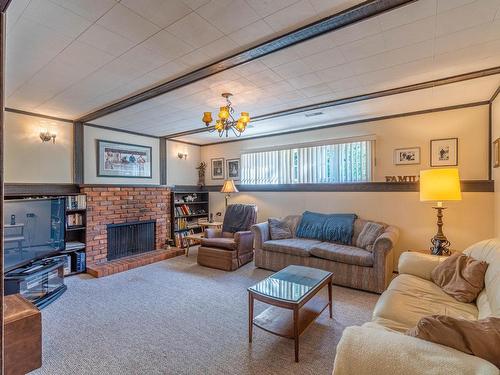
333, 238, 500, 375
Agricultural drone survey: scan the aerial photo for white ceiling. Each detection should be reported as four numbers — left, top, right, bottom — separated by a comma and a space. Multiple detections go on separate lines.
6, 0, 500, 144
6, 0, 363, 118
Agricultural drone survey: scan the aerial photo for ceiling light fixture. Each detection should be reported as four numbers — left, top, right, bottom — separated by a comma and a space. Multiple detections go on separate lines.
202, 93, 250, 138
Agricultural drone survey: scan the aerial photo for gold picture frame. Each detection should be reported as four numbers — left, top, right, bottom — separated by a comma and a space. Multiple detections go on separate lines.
494, 138, 500, 168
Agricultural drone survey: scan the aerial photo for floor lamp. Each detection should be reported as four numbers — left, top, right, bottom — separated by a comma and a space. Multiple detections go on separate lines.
419, 168, 462, 255
221, 179, 239, 208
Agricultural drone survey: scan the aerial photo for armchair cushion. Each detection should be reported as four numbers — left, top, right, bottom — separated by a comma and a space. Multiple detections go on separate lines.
200, 237, 236, 251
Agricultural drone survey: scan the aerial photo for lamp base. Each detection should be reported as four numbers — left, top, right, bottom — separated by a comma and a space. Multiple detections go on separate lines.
429, 206, 451, 256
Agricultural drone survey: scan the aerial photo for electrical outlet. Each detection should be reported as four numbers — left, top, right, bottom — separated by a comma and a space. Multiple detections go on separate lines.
26, 213, 35, 218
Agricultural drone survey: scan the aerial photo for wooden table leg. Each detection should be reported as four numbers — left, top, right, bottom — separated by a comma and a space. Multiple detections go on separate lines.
185, 240, 190, 257
328, 277, 333, 319
293, 307, 299, 362
248, 292, 254, 343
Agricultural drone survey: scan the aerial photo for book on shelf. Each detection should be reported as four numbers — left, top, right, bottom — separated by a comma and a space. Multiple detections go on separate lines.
66, 195, 86, 210
67, 213, 83, 227
65, 241, 85, 251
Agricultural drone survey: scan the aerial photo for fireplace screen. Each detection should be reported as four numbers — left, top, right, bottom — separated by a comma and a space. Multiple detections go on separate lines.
107, 220, 156, 261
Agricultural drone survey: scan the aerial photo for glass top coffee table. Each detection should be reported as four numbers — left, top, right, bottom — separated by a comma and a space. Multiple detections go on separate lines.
247, 265, 333, 362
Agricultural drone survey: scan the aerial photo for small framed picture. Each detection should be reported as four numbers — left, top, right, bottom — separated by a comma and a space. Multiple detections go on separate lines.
211, 158, 224, 180
494, 138, 500, 168
394, 147, 420, 165
430, 138, 458, 167
226, 158, 240, 180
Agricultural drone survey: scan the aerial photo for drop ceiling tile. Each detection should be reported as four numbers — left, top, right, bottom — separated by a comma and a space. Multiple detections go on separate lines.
247, 68, 284, 87
197, 0, 260, 34
300, 48, 346, 71
198, 36, 241, 59
178, 49, 211, 67
300, 83, 332, 97
246, 0, 301, 17
23, 0, 92, 39
292, 33, 337, 58
437, 0, 476, 13
329, 17, 381, 46
232, 60, 268, 76
309, 0, 363, 15
166, 12, 224, 48
97, 3, 160, 44
319, 63, 356, 82
6, 0, 29, 32
436, 0, 498, 36
181, 0, 211, 10
287, 72, 323, 89
272, 59, 315, 79
383, 17, 436, 50
49, 0, 117, 22
264, 0, 317, 32
229, 20, 275, 46
141, 30, 194, 61
377, 0, 436, 30
78, 24, 135, 57
148, 60, 191, 81
340, 33, 386, 61
121, 0, 192, 28
327, 76, 362, 91
259, 47, 301, 68
119, 44, 171, 73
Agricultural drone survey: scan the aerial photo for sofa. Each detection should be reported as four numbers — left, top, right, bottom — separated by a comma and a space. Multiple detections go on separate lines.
333, 238, 500, 375
252, 215, 399, 293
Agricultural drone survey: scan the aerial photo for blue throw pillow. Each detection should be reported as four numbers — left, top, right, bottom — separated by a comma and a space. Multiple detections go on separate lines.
296, 211, 357, 244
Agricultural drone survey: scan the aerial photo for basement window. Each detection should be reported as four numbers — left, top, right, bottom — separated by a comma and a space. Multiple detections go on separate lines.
240, 136, 374, 185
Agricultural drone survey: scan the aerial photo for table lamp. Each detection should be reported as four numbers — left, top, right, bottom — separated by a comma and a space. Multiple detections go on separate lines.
221, 179, 239, 208
419, 168, 462, 255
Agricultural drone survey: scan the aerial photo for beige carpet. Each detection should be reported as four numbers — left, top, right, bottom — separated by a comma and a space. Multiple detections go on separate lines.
30, 248, 378, 375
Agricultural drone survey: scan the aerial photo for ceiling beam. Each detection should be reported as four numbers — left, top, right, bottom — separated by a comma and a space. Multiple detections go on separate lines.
164, 66, 500, 138
75, 0, 416, 124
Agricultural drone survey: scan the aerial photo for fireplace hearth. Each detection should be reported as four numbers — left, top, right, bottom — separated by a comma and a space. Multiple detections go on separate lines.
107, 220, 156, 261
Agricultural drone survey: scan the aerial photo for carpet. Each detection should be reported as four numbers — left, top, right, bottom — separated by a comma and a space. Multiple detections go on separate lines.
30, 248, 378, 375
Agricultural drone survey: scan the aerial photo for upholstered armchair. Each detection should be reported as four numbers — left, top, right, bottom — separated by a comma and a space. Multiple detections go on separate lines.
197, 204, 257, 271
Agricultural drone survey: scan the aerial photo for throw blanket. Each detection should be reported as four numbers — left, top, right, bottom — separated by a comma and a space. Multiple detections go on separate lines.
222, 204, 257, 233
296, 211, 357, 244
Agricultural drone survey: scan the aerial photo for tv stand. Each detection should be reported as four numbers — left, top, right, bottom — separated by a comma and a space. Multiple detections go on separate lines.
5, 258, 66, 309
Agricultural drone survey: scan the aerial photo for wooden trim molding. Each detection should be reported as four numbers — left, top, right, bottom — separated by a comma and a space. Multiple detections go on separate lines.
73, 122, 84, 184
5, 107, 73, 123
160, 137, 167, 185
4, 183, 80, 197
76, 0, 415, 123
79, 184, 169, 188
193, 180, 494, 193
84, 122, 159, 139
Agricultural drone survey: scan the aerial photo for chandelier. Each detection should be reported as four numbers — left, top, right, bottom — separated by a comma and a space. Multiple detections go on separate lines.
202, 93, 250, 137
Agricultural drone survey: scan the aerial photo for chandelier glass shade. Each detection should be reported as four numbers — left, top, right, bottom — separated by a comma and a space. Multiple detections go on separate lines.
202, 93, 250, 137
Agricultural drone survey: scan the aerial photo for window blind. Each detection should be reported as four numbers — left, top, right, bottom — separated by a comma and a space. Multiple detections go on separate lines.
241, 139, 373, 185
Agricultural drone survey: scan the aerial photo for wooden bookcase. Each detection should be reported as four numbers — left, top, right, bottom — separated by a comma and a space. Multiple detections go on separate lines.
61, 194, 87, 276
171, 190, 209, 248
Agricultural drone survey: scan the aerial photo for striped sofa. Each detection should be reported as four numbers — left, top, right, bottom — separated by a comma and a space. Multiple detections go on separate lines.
252, 215, 399, 293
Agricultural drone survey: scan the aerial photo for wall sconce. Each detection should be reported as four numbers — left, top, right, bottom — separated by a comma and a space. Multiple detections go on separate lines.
39, 130, 56, 144
177, 152, 188, 160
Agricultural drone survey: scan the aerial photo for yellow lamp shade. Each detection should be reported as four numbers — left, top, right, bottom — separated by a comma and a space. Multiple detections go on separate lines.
420, 168, 462, 202
218, 106, 229, 120
202, 112, 212, 124
221, 179, 239, 193
235, 119, 246, 132
215, 120, 224, 132
240, 112, 250, 123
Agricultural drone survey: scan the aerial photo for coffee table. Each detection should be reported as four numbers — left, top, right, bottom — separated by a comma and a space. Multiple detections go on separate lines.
248, 265, 333, 362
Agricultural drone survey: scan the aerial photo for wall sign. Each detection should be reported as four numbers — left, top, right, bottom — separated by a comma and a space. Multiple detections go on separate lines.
385, 175, 419, 182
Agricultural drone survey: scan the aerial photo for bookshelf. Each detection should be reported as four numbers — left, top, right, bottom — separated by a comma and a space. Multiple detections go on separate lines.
62, 194, 87, 276
171, 190, 209, 248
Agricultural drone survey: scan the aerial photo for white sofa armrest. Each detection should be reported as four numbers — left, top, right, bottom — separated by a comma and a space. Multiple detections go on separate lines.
333, 326, 499, 375
398, 251, 448, 281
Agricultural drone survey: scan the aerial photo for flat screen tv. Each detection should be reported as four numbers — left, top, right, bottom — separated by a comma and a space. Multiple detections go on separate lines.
4, 197, 65, 272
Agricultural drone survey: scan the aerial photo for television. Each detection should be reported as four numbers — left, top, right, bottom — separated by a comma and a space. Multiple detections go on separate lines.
4, 197, 65, 272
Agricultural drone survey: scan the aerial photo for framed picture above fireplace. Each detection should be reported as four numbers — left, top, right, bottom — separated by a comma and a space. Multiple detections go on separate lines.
97, 140, 152, 178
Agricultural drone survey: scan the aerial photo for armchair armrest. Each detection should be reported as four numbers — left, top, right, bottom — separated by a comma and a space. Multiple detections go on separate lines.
333, 326, 499, 375
234, 231, 254, 253
251, 222, 269, 249
204, 228, 222, 238
398, 252, 448, 281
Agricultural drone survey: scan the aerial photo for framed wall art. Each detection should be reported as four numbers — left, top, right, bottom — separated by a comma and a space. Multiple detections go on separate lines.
97, 140, 152, 178
430, 138, 458, 167
394, 147, 420, 165
211, 158, 225, 180
226, 158, 240, 180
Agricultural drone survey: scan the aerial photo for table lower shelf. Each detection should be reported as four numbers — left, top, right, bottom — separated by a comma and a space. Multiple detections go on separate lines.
253, 296, 329, 339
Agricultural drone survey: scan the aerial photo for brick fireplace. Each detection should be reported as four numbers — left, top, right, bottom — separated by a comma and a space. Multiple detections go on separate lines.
81, 186, 181, 277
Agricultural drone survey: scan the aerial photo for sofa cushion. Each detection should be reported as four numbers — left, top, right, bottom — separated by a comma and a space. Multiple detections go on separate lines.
200, 237, 236, 251
373, 274, 478, 332
310, 242, 374, 267
268, 218, 293, 240
262, 238, 321, 257
356, 222, 385, 251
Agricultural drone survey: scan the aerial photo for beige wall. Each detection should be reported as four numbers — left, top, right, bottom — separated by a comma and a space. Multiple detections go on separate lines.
83, 126, 160, 185
201, 105, 490, 184
209, 191, 494, 270
166, 140, 201, 186
493, 96, 500, 237
4, 112, 73, 183
201, 105, 494, 270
